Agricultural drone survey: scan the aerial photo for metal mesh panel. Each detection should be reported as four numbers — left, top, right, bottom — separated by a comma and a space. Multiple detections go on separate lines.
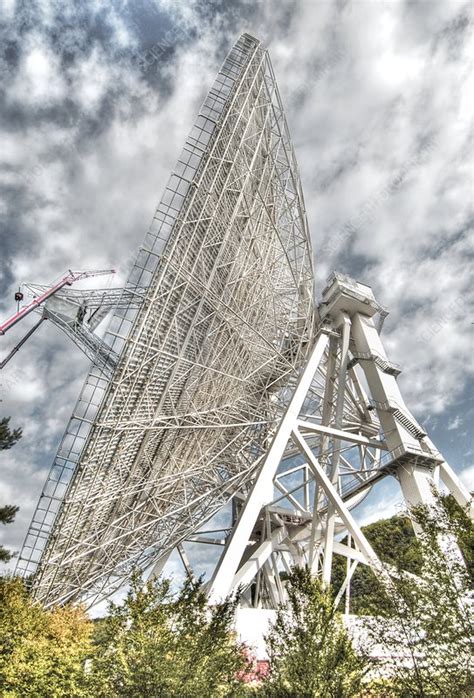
17, 34, 315, 606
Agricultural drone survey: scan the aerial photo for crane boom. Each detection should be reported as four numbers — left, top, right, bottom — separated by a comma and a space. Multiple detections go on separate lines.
0, 269, 115, 335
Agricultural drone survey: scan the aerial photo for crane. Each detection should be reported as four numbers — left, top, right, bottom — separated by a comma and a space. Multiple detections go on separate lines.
0, 269, 115, 369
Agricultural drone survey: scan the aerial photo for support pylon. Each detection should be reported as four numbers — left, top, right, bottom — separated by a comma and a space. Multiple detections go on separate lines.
204, 272, 471, 607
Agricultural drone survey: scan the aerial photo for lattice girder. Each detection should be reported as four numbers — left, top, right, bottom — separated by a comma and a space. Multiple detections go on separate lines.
18, 34, 316, 607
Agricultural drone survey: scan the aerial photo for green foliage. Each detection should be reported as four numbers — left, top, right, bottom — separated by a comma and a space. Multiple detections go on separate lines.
0, 576, 93, 697
0, 417, 22, 451
88, 571, 250, 697
331, 495, 474, 618
0, 506, 18, 526
0, 416, 22, 564
439, 494, 474, 583
332, 514, 423, 616
262, 567, 367, 697
362, 514, 422, 573
0, 505, 20, 562
0, 573, 251, 697
365, 500, 474, 697
0, 486, 470, 697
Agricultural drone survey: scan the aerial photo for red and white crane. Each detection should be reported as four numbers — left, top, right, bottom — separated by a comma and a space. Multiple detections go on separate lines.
0, 269, 115, 369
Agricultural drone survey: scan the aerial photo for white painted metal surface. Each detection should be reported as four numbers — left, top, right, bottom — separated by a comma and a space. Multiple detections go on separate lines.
16, 35, 471, 611
17, 34, 315, 607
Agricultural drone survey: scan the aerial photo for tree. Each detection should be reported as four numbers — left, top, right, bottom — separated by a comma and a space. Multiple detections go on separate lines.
331, 514, 423, 616
0, 416, 22, 451
89, 571, 250, 697
262, 567, 367, 697
0, 416, 22, 564
439, 494, 474, 583
0, 576, 93, 697
0, 505, 20, 563
365, 500, 474, 697
331, 494, 473, 617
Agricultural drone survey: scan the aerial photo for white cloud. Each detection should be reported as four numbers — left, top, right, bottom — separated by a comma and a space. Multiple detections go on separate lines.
356, 479, 406, 527
9, 41, 66, 106
448, 415, 462, 430
459, 464, 474, 492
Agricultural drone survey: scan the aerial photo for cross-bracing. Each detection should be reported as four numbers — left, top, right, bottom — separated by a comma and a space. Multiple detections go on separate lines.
207, 271, 471, 608
9, 33, 471, 611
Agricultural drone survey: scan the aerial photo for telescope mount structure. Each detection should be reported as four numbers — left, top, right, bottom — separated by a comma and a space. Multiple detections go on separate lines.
8, 33, 471, 611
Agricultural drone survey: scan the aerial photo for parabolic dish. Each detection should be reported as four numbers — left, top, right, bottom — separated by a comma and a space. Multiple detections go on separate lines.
17, 34, 315, 606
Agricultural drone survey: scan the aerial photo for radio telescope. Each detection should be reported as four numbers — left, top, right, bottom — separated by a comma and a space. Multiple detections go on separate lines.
13, 34, 471, 609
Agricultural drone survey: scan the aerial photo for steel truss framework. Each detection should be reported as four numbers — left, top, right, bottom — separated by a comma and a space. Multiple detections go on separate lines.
16, 34, 472, 609
24, 283, 148, 376
206, 272, 472, 607
17, 33, 314, 606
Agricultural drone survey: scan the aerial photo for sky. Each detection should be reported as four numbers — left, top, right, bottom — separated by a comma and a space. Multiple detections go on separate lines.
0, 0, 473, 579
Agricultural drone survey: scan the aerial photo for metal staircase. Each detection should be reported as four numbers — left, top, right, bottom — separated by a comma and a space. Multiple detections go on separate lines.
348, 351, 401, 376
370, 399, 427, 439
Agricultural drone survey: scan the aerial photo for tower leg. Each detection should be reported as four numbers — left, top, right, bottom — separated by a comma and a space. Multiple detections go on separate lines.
438, 459, 473, 517
208, 331, 329, 602
322, 313, 351, 585
397, 463, 439, 512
